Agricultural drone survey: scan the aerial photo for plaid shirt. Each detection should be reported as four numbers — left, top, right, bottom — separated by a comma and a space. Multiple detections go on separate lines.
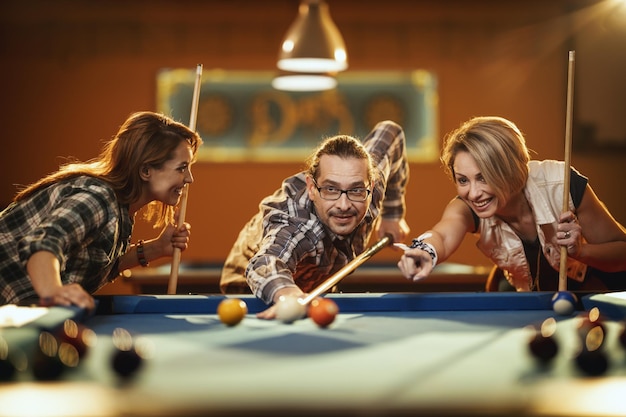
221, 120, 409, 304
0, 176, 132, 304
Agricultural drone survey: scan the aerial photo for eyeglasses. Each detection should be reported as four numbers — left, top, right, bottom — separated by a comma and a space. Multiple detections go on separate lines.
311, 178, 371, 202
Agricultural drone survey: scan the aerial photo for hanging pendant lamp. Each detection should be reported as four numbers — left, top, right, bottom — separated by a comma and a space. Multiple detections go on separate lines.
277, 0, 348, 73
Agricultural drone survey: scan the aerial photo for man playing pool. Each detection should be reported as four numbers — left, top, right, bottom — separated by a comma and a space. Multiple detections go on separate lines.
220, 120, 410, 319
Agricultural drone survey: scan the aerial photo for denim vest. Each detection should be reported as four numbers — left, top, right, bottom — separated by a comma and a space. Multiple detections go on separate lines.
476, 160, 587, 291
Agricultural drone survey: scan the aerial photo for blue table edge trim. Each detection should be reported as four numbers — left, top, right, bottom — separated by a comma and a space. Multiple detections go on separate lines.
95, 292, 561, 315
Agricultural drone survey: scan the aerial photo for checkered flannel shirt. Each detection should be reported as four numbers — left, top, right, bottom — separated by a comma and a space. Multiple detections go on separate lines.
221, 120, 409, 304
0, 176, 132, 304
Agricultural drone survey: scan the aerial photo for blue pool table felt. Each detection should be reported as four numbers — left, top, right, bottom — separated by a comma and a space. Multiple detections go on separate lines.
1, 291, 626, 417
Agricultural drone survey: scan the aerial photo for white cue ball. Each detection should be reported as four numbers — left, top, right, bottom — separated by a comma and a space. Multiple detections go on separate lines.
275, 295, 307, 324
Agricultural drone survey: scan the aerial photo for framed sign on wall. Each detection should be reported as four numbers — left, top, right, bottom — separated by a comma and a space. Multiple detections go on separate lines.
157, 69, 439, 162
573, 3, 626, 151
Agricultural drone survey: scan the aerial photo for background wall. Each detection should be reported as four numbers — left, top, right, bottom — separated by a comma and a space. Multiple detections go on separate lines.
1, 0, 624, 271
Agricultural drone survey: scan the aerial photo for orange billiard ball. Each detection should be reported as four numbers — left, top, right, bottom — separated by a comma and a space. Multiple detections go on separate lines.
308, 298, 339, 328
217, 298, 248, 326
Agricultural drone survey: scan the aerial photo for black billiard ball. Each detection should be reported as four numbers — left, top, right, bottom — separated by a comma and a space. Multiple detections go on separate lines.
0, 358, 16, 381
110, 328, 148, 379
528, 330, 559, 365
111, 347, 143, 379
528, 318, 559, 365
32, 332, 65, 381
109, 328, 153, 380
32, 350, 65, 380
618, 323, 626, 350
574, 322, 609, 376
575, 348, 609, 376
0, 336, 16, 381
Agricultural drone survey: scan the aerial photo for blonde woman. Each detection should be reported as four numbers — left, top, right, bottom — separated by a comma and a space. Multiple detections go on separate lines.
398, 116, 626, 292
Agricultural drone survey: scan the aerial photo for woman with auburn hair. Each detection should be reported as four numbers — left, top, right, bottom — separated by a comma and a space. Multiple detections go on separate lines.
0, 111, 202, 308
398, 116, 626, 292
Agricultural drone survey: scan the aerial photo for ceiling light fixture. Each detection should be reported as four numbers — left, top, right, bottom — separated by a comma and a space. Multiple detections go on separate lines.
271, 72, 338, 91
277, 0, 348, 74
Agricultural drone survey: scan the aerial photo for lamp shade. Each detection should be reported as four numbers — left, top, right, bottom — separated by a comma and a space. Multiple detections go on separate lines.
277, 0, 348, 73
272, 73, 337, 91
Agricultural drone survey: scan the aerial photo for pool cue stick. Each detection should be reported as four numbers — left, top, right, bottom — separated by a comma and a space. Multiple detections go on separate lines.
558, 50, 575, 292
300, 235, 393, 305
167, 63, 203, 295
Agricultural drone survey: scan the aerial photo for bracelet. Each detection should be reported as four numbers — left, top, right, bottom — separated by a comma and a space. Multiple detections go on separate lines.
409, 233, 438, 268
39, 296, 55, 307
136, 240, 149, 267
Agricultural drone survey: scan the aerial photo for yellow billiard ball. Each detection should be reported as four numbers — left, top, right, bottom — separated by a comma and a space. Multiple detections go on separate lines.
217, 298, 248, 326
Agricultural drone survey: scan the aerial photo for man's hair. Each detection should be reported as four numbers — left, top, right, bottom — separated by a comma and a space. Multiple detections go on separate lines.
305, 135, 375, 184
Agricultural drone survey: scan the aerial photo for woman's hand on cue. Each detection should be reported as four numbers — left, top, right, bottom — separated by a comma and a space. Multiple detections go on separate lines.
556, 210, 582, 257
156, 221, 192, 257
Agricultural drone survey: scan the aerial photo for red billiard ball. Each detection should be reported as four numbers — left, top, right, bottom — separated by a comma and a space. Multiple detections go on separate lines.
57, 319, 97, 358
308, 298, 339, 328
217, 298, 248, 327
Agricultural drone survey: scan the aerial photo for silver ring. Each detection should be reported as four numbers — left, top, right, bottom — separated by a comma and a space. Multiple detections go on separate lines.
565, 231, 571, 238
